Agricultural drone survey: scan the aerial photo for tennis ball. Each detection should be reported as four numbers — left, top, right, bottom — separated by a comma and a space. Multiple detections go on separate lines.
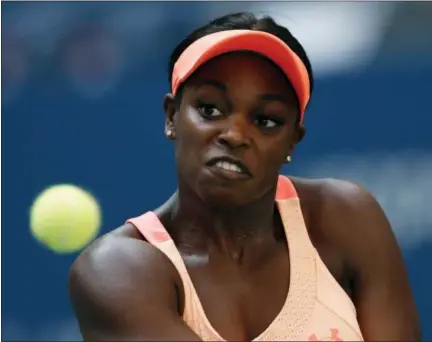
30, 184, 102, 254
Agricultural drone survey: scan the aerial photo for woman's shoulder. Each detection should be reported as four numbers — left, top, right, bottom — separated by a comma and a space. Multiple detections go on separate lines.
68, 225, 188, 338
288, 175, 392, 246
288, 175, 376, 210
71, 223, 175, 275
70, 222, 182, 294
289, 175, 398, 271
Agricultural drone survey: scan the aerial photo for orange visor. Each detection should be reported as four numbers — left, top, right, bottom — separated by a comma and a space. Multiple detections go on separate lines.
171, 29, 310, 124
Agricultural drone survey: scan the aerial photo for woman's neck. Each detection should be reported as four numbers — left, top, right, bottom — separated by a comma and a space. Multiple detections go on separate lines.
162, 183, 282, 264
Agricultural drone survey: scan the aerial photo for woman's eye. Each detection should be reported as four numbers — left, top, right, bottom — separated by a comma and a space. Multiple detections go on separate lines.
255, 116, 282, 129
198, 103, 223, 118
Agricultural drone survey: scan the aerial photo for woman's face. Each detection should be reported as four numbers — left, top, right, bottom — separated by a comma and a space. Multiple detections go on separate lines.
164, 51, 304, 206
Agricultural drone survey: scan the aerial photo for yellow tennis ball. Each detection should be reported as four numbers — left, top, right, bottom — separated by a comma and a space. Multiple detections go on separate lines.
30, 184, 102, 254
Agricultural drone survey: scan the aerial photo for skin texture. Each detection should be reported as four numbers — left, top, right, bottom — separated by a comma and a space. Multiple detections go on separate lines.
69, 52, 421, 341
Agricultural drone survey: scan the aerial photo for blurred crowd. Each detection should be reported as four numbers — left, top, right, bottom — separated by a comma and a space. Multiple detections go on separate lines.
3, 2, 432, 105
3, 2, 187, 104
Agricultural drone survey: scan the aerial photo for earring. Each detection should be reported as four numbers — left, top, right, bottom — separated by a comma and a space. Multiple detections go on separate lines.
286, 156, 292, 163
166, 129, 173, 138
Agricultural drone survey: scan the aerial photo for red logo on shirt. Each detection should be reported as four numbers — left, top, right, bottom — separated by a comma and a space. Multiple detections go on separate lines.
309, 328, 343, 341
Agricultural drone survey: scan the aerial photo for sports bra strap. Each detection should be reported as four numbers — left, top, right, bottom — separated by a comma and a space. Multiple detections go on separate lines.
276, 175, 298, 200
126, 212, 171, 244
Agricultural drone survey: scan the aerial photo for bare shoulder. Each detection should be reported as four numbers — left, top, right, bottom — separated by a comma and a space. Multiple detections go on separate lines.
290, 175, 375, 207
69, 223, 182, 303
290, 176, 421, 340
68, 224, 185, 340
290, 176, 401, 266
290, 176, 389, 239
69, 224, 179, 290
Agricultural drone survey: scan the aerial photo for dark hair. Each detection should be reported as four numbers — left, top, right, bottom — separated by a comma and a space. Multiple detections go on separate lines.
168, 12, 314, 107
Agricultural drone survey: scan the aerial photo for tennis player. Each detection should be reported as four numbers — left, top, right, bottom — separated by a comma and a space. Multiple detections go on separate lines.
69, 12, 421, 341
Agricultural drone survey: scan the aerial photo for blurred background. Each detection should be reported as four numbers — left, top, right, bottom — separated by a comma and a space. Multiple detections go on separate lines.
2, 1, 432, 340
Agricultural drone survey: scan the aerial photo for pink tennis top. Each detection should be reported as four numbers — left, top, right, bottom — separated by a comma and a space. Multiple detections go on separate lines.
126, 175, 364, 341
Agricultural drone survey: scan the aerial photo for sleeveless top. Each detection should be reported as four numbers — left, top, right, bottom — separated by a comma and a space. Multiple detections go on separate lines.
126, 175, 364, 341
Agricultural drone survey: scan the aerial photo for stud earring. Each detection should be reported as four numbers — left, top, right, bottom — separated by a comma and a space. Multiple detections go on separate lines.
166, 129, 173, 138
286, 156, 292, 163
